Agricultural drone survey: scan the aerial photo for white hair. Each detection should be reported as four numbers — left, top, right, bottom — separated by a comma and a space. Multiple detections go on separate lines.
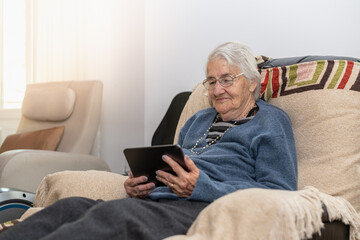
207, 42, 261, 100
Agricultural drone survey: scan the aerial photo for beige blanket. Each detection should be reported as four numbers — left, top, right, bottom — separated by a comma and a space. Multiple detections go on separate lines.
19, 171, 360, 240
166, 187, 360, 240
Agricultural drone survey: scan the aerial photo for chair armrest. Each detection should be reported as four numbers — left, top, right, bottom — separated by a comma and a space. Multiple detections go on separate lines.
307, 204, 350, 240
0, 149, 110, 193
33, 170, 128, 208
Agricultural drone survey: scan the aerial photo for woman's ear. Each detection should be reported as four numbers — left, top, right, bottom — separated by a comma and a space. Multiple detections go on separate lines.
249, 80, 257, 93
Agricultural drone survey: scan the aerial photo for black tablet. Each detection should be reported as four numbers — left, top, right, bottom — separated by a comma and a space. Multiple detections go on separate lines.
123, 144, 187, 186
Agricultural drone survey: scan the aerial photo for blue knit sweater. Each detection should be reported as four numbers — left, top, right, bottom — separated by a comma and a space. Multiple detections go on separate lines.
149, 99, 297, 202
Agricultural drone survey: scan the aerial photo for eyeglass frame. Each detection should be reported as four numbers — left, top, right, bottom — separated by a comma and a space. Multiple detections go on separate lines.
202, 73, 244, 90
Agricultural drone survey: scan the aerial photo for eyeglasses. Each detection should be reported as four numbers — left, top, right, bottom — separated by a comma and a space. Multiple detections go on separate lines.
202, 73, 244, 90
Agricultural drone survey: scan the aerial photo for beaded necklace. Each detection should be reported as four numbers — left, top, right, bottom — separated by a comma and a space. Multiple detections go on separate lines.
190, 104, 257, 155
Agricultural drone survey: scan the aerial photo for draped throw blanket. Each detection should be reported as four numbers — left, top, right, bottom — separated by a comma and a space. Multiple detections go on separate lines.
166, 186, 360, 240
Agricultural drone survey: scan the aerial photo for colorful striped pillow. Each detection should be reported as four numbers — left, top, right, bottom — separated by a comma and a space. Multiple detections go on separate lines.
260, 59, 360, 100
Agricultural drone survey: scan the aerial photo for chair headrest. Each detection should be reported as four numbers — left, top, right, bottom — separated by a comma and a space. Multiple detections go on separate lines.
22, 87, 76, 121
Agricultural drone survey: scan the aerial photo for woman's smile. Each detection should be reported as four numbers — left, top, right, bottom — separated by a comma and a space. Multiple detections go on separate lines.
215, 96, 230, 102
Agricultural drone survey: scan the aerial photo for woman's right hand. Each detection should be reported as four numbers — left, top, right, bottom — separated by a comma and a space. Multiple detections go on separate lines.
124, 171, 156, 198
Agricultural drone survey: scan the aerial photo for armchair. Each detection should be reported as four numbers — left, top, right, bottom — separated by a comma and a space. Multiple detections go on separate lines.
8, 57, 360, 239
0, 80, 110, 194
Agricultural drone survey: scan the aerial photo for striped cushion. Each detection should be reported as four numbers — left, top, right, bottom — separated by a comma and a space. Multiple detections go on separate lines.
260, 60, 360, 100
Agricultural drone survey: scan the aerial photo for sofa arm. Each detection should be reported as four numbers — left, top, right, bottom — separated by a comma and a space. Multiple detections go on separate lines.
34, 170, 128, 208
0, 149, 110, 193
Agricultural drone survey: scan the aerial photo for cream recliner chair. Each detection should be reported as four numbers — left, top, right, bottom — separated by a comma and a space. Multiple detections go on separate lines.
0, 80, 110, 193
3, 57, 360, 238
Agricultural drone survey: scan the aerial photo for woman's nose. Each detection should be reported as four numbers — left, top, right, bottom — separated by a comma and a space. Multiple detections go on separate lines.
213, 81, 225, 95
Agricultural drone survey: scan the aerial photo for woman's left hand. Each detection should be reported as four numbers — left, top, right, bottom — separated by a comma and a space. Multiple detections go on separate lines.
156, 155, 200, 198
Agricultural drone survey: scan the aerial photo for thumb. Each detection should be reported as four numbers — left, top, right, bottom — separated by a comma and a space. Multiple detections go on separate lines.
184, 155, 198, 172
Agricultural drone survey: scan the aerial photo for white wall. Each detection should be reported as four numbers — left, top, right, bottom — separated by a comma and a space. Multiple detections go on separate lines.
144, 0, 360, 148
32, 0, 146, 174
33, 0, 146, 174
97, 1, 145, 173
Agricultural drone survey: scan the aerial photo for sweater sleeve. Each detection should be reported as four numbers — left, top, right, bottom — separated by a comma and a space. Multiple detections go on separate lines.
188, 171, 268, 202
252, 133, 297, 191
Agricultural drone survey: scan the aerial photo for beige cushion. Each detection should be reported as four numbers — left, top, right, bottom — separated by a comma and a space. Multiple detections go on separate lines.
0, 126, 64, 154
22, 87, 76, 121
269, 91, 360, 214
34, 170, 128, 208
175, 59, 360, 214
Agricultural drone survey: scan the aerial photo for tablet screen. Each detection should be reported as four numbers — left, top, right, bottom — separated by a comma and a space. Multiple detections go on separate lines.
123, 144, 186, 186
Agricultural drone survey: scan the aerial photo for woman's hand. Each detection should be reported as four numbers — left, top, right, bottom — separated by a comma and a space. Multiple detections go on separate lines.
156, 155, 200, 198
124, 171, 156, 198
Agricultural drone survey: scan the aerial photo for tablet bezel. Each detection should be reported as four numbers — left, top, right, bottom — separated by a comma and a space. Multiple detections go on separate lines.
123, 144, 186, 186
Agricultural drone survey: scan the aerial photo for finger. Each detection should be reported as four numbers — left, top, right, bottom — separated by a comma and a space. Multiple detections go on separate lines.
136, 182, 156, 192
137, 190, 153, 198
161, 155, 185, 177
132, 182, 155, 198
184, 155, 198, 172
156, 173, 177, 189
129, 171, 134, 178
155, 172, 168, 185
128, 176, 149, 187
156, 170, 177, 186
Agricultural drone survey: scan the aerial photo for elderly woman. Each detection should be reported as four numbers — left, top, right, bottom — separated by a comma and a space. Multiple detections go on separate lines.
0, 42, 297, 240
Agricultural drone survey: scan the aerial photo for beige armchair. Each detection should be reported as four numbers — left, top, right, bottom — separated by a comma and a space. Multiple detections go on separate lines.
0, 80, 110, 193
9, 56, 360, 239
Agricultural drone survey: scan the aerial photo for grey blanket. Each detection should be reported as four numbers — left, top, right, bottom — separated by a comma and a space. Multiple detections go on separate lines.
0, 197, 208, 240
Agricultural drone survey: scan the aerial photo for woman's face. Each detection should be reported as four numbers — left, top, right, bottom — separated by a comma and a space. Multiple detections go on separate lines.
207, 58, 257, 121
